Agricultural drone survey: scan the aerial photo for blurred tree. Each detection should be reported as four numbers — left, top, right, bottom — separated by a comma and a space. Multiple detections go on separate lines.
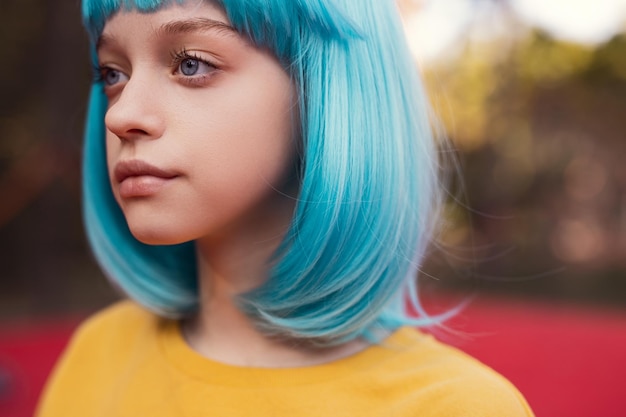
424, 30, 626, 305
0, 0, 117, 319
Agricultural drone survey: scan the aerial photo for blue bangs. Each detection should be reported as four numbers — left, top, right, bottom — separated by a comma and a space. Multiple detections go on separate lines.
83, 0, 181, 42
83, 0, 359, 58
82, 0, 445, 344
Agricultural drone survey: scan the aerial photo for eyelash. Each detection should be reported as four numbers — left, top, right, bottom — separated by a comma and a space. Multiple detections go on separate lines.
92, 64, 109, 84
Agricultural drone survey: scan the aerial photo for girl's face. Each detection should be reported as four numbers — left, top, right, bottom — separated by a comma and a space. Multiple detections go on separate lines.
97, 1, 298, 245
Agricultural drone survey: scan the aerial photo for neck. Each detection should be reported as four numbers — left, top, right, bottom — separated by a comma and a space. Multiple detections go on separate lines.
183, 235, 368, 368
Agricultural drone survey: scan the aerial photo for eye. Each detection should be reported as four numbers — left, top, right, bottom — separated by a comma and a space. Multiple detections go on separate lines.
180, 58, 203, 76
172, 50, 218, 79
99, 67, 129, 86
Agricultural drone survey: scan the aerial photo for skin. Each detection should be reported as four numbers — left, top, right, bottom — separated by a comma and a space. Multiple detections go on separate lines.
98, 1, 366, 367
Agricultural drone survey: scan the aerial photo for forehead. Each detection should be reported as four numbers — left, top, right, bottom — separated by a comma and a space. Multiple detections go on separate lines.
100, 0, 229, 37
98, 1, 234, 46
84, 0, 224, 38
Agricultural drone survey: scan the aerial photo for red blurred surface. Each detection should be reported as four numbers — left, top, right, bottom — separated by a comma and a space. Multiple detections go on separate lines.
1, 296, 624, 416
438, 296, 626, 417
0, 318, 81, 417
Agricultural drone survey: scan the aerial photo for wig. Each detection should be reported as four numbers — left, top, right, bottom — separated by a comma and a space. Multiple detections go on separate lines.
82, 0, 443, 345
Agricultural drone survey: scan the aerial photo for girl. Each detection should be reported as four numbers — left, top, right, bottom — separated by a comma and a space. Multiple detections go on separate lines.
37, 0, 534, 415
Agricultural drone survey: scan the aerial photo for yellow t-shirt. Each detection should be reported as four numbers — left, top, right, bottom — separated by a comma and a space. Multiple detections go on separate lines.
37, 301, 534, 417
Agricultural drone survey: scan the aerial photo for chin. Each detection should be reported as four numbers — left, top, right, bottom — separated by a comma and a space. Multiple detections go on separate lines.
127, 223, 192, 246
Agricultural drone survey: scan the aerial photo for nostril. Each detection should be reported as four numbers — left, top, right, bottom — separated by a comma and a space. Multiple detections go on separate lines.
111, 128, 151, 142
127, 128, 148, 135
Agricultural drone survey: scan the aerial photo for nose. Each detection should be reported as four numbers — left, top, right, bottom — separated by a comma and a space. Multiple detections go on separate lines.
104, 74, 165, 141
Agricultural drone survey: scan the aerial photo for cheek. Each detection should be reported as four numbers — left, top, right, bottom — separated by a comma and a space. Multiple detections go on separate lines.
198, 69, 296, 176
171, 89, 298, 239
180, 65, 297, 189
106, 131, 119, 163
105, 132, 122, 196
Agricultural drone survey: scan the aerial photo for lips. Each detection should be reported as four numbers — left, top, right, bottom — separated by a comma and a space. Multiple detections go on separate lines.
114, 159, 179, 198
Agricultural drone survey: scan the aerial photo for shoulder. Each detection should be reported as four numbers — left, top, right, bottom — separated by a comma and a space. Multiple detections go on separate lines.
53, 300, 162, 367
36, 301, 164, 416
51, 301, 165, 381
377, 327, 535, 417
73, 300, 158, 338
65, 300, 157, 351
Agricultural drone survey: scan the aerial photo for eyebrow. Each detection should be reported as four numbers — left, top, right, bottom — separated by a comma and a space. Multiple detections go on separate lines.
157, 17, 238, 38
97, 17, 239, 52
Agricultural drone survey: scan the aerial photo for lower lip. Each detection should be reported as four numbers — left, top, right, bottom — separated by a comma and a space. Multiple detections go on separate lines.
118, 175, 176, 198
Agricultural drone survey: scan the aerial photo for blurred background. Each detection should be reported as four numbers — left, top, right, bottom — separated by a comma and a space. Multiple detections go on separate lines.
401, 0, 626, 306
0, 0, 625, 416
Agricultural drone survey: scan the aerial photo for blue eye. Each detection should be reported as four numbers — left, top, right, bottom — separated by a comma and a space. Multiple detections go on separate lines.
99, 67, 129, 86
181, 58, 200, 76
105, 69, 122, 85
173, 50, 217, 79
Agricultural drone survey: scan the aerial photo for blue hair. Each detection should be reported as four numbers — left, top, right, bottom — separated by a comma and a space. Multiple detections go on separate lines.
82, 0, 444, 345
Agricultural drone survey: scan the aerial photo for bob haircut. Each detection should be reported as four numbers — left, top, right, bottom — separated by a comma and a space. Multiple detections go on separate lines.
82, 0, 443, 345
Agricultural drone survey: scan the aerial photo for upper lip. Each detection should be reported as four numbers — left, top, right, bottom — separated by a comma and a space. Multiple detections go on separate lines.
114, 159, 179, 183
